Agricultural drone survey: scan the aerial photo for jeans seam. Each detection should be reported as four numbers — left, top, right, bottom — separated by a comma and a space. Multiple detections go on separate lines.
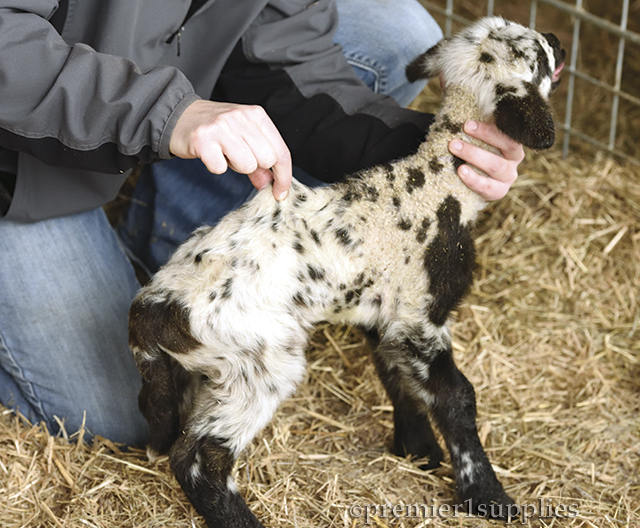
345, 55, 387, 94
0, 328, 48, 423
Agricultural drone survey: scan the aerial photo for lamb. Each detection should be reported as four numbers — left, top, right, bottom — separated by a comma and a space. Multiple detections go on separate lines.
128, 17, 565, 527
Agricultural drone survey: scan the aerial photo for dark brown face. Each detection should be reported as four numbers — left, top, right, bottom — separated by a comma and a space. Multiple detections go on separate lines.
542, 32, 566, 90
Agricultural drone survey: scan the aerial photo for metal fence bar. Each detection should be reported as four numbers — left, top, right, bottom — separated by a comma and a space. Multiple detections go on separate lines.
568, 69, 640, 107
563, 126, 639, 166
562, 0, 582, 159
444, 0, 454, 37
609, 0, 629, 150
529, 0, 538, 29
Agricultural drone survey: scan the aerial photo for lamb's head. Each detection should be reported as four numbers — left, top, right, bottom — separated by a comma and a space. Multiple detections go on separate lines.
407, 17, 565, 149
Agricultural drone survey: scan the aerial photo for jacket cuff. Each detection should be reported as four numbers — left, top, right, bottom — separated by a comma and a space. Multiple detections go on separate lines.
158, 91, 202, 159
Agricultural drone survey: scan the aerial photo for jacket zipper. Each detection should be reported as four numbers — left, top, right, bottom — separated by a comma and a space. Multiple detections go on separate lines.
167, 0, 209, 55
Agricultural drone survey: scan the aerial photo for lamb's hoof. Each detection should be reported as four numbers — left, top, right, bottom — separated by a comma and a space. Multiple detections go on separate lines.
415, 451, 444, 471
146, 447, 162, 463
391, 443, 444, 471
457, 484, 518, 521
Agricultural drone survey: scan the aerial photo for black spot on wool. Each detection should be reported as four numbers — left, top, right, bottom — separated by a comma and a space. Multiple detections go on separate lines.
194, 249, 209, 264
452, 155, 465, 171
271, 206, 281, 231
309, 229, 322, 246
129, 297, 202, 355
429, 158, 444, 174
363, 184, 380, 202
383, 163, 395, 183
509, 44, 526, 59
479, 52, 495, 63
335, 227, 353, 246
293, 240, 305, 254
406, 168, 426, 194
221, 278, 234, 299
434, 115, 463, 135
293, 292, 307, 307
423, 195, 476, 326
307, 264, 326, 281
341, 189, 361, 203
415, 217, 431, 244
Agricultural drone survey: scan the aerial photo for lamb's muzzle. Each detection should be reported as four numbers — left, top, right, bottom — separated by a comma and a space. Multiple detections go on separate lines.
129, 16, 564, 527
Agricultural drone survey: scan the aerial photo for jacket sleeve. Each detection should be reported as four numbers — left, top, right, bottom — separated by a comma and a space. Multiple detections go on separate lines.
212, 0, 434, 183
0, 1, 199, 175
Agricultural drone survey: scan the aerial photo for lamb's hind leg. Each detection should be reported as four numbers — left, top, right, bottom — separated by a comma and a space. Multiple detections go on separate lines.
169, 428, 263, 528
129, 297, 201, 455
375, 325, 515, 520
169, 343, 307, 528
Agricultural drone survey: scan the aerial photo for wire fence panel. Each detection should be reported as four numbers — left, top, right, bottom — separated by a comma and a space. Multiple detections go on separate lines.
419, 0, 640, 165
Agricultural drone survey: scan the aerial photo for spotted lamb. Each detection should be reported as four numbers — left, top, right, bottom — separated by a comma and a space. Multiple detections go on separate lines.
129, 17, 565, 527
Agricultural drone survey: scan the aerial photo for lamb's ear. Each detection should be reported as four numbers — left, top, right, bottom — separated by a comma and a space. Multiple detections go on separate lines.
494, 85, 556, 149
406, 42, 442, 82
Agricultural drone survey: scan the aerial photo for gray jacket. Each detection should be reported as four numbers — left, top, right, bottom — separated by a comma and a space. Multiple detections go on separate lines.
0, 0, 432, 222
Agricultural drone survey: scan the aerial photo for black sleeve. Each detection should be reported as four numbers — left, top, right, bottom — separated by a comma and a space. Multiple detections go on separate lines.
212, 42, 434, 183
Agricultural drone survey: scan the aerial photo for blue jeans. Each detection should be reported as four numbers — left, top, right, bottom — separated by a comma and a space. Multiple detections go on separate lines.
0, 0, 442, 445
0, 209, 149, 445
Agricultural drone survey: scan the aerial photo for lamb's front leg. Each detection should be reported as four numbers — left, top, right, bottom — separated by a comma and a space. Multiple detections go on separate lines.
375, 325, 514, 519
372, 335, 444, 469
425, 346, 515, 518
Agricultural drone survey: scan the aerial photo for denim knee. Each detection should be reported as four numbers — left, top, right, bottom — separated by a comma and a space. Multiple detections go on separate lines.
334, 0, 443, 106
0, 209, 149, 446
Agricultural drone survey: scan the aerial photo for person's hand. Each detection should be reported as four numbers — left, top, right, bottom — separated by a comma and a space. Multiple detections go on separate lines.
170, 100, 292, 200
448, 120, 524, 201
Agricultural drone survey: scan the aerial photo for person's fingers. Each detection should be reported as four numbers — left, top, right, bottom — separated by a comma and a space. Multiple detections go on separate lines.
464, 120, 524, 165
170, 101, 293, 200
448, 121, 524, 201
246, 168, 276, 192
456, 163, 511, 201
198, 142, 229, 175
252, 108, 292, 200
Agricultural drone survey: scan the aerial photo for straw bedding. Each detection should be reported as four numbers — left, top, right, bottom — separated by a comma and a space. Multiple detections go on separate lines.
2, 148, 639, 526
